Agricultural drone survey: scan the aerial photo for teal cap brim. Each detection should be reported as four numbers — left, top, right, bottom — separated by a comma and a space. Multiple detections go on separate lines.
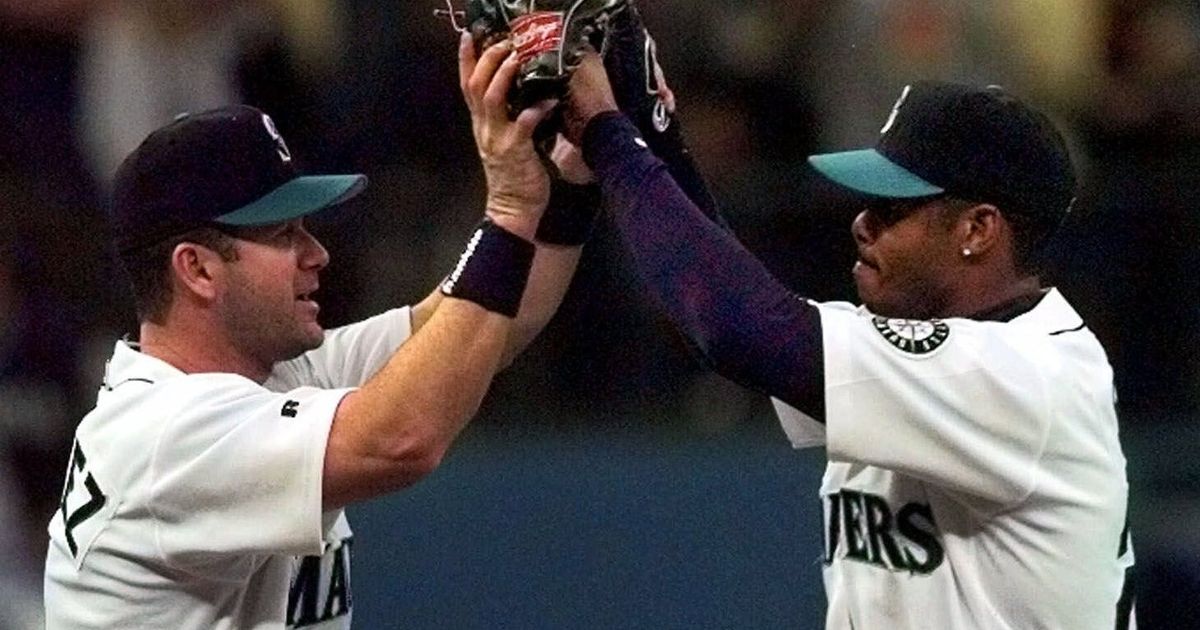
214, 174, 367, 226
808, 149, 943, 198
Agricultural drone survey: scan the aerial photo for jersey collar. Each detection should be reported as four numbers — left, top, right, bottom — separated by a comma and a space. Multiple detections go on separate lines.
1009, 287, 1086, 335
102, 339, 186, 391
968, 289, 1049, 322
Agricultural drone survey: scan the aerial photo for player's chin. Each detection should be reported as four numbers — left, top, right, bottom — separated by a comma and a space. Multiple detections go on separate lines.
853, 266, 883, 307
301, 323, 325, 349
277, 329, 324, 363
290, 322, 326, 356
294, 302, 323, 340
855, 282, 905, 319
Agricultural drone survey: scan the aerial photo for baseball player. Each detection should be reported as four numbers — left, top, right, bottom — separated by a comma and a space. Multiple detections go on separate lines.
556, 54, 1136, 629
44, 38, 579, 629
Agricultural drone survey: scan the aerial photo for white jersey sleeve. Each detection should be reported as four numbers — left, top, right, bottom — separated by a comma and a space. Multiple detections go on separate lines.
269, 307, 413, 391
780, 302, 1056, 508
771, 401, 826, 448
44, 342, 363, 629
148, 376, 352, 562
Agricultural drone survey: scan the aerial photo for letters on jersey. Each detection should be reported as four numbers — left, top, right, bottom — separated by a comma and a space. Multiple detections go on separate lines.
824, 489, 943, 575
772, 291, 1134, 628
44, 309, 413, 629
56, 440, 112, 566
288, 535, 353, 628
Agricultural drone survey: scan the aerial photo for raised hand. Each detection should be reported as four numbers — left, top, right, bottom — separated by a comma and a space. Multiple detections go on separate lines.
548, 134, 594, 185
459, 32, 558, 239
561, 52, 619, 147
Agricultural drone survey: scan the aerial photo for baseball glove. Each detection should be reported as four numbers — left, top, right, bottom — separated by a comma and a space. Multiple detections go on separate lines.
440, 0, 628, 112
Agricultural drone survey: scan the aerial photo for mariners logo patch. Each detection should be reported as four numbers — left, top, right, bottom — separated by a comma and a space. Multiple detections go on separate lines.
872, 317, 950, 355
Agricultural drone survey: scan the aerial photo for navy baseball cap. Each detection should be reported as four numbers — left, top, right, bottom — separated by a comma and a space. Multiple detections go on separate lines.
111, 105, 367, 253
808, 81, 1076, 226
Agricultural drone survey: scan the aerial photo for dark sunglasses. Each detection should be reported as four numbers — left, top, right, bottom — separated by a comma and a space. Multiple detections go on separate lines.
862, 195, 946, 226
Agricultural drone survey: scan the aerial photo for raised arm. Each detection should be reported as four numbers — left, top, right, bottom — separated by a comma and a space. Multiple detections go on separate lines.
413, 1, 726, 366
562, 54, 826, 421
321, 36, 557, 511
410, 134, 589, 368
602, 1, 727, 229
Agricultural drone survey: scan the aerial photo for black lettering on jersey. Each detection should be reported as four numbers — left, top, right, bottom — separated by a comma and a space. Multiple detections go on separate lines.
825, 493, 843, 565
871, 317, 950, 355
862, 494, 907, 570
841, 491, 869, 562
281, 400, 300, 418
823, 490, 944, 575
288, 536, 354, 627
896, 503, 943, 574
1114, 566, 1135, 630
323, 542, 352, 620
57, 441, 108, 558
1114, 516, 1135, 629
1118, 516, 1131, 558
288, 557, 322, 626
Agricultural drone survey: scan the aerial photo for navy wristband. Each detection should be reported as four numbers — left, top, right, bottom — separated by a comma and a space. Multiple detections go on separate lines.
535, 179, 601, 246
581, 111, 637, 170
440, 219, 536, 318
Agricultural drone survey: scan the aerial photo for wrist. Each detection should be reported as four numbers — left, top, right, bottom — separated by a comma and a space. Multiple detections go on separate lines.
556, 160, 595, 185
484, 209, 540, 242
581, 111, 637, 169
440, 218, 536, 318
535, 179, 601, 246
565, 105, 618, 147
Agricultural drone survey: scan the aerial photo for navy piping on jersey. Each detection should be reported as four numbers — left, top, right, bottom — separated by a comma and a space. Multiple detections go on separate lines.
105, 338, 157, 390
103, 377, 155, 391
970, 292, 1089, 336
968, 290, 1047, 322
1049, 322, 1087, 336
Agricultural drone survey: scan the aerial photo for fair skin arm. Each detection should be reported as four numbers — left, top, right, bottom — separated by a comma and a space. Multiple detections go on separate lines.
411, 37, 595, 366
411, 240, 582, 368
321, 37, 557, 511
412, 127, 593, 365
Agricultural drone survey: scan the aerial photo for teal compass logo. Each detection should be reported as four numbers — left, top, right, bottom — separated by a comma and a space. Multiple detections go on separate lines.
872, 317, 950, 355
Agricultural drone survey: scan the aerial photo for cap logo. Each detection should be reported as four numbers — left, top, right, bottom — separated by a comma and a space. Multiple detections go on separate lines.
880, 84, 912, 135
261, 114, 292, 164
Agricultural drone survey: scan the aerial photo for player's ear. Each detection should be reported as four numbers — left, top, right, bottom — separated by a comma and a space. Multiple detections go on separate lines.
958, 202, 1002, 258
170, 241, 225, 303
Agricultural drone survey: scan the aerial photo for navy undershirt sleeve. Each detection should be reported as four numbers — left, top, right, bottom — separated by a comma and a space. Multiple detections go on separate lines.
583, 112, 826, 421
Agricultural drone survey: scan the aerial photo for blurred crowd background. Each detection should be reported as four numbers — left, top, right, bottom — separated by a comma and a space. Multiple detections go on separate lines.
3, 0, 1200, 627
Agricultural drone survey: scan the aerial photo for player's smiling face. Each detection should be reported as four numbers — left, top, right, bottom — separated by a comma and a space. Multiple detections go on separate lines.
850, 197, 962, 319
217, 218, 330, 366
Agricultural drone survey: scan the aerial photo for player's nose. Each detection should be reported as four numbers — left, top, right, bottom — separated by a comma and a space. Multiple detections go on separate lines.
851, 210, 876, 247
298, 225, 330, 271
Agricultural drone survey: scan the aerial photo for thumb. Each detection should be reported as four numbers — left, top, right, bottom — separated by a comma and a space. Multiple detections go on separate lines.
514, 99, 560, 136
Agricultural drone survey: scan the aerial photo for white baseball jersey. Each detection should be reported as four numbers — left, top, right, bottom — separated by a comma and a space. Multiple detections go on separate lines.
44, 307, 413, 629
773, 289, 1135, 629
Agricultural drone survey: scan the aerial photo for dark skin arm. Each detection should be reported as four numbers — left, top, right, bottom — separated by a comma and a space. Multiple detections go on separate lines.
558, 54, 826, 420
